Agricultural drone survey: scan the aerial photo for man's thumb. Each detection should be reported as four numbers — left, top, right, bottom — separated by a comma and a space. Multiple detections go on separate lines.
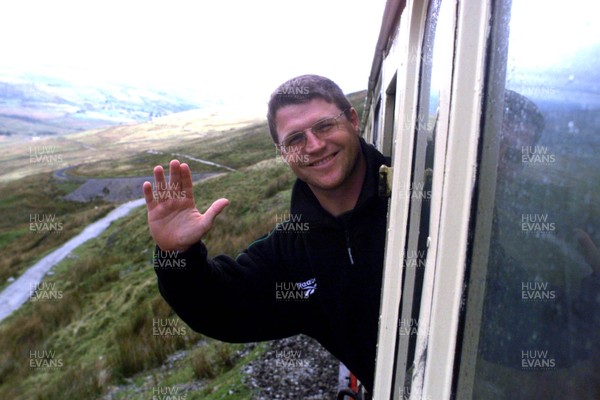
203, 198, 230, 225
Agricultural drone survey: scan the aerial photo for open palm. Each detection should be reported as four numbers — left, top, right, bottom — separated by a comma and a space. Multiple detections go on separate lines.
143, 160, 229, 252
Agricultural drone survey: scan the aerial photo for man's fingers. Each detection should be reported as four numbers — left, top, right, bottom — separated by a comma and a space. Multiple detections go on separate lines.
180, 163, 194, 198
142, 181, 155, 209
153, 165, 167, 199
168, 159, 182, 192
203, 198, 230, 227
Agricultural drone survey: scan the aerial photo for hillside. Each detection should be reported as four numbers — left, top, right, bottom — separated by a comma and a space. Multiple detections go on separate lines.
0, 103, 266, 184
0, 90, 367, 399
0, 68, 211, 139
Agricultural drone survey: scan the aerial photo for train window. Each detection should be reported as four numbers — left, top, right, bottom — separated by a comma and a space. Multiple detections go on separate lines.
393, 0, 444, 395
373, 97, 382, 148
457, 0, 600, 398
382, 73, 397, 159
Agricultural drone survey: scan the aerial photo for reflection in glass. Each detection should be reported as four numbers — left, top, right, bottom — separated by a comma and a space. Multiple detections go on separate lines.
472, 0, 600, 398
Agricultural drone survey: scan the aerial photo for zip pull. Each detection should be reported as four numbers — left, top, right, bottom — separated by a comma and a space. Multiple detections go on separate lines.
345, 229, 355, 265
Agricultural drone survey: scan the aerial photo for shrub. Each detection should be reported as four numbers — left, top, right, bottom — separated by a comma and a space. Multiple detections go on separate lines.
191, 341, 238, 380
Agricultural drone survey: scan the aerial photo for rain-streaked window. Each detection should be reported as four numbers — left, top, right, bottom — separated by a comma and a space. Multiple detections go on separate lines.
460, 0, 600, 398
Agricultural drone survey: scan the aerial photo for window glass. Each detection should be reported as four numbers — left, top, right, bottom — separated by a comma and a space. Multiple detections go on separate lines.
471, 0, 600, 398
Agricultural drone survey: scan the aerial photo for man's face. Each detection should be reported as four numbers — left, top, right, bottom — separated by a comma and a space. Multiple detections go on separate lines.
274, 98, 362, 192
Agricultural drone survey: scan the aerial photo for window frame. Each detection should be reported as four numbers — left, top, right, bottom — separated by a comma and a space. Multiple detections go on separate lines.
371, 0, 430, 397
415, 0, 492, 397
371, 0, 493, 398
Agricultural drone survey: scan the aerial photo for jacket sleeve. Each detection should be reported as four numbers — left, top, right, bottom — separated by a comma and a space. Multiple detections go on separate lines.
153, 232, 304, 342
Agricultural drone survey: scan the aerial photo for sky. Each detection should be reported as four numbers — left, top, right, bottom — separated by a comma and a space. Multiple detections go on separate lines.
505, 0, 600, 104
0, 0, 387, 107
508, 0, 600, 68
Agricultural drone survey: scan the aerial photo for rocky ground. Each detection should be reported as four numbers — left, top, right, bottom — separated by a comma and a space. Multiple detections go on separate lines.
244, 335, 341, 400
102, 335, 342, 400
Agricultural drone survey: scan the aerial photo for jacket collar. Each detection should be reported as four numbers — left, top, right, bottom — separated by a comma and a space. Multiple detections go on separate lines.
289, 137, 388, 225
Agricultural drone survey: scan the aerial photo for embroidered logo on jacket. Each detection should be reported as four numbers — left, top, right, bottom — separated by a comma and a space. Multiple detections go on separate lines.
275, 278, 317, 301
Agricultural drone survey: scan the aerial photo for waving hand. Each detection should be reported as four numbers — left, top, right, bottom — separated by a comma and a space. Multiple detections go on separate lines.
143, 160, 229, 252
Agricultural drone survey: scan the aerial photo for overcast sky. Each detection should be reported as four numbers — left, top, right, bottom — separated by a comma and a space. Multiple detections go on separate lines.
0, 0, 386, 106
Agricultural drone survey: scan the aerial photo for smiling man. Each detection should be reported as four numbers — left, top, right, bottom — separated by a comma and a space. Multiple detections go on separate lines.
144, 75, 389, 396
272, 97, 366, 216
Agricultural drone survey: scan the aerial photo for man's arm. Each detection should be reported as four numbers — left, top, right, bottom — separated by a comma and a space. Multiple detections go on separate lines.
144, 160, 303, 342
154, 234, 305, 342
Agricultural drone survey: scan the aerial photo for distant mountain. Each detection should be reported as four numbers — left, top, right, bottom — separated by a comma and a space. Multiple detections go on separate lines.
0, 69, 210, 138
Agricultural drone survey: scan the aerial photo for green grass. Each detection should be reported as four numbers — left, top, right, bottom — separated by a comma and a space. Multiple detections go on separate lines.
0, 173, 114, 291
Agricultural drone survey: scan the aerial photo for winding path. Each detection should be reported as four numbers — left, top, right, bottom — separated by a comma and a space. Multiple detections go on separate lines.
0, 154, 235, 324
0, 198, 146, 323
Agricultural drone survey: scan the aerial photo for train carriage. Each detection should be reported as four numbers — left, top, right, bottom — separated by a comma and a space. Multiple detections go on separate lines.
348, 0, 600, 398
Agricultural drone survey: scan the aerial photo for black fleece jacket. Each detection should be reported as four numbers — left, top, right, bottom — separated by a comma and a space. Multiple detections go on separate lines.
154, 138, 389, 392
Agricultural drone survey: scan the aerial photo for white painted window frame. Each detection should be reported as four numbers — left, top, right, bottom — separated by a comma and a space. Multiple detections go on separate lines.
413, 0, 492, 398
372, 0, 493, 398
372, 0, 430, 397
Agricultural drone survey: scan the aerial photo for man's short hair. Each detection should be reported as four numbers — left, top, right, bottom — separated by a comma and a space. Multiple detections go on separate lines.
267, 74, 352, 143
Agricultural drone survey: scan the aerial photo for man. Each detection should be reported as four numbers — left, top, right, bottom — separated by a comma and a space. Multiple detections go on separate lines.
142, 74, 389, 394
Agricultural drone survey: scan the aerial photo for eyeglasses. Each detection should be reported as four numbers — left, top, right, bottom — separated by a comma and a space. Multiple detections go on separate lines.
278, 108, 350, 154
